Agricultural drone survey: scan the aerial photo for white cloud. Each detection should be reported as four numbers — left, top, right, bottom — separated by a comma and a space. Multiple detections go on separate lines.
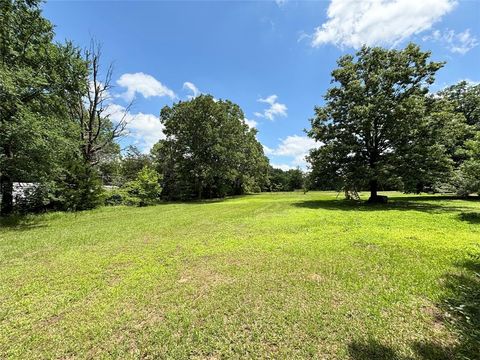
105, 103, 165, 152
256, 95, 287, 120
244, 118, 258, 129
183, 81, 201, 99
275, 0, 287, 7
274, 135, 318, 167
310, 0, 457, 49
116, 72, 176, 101
271, 163, 295, 171
265, 135, 318, 169
423, 28, 478, 54
263, 144, 274, 155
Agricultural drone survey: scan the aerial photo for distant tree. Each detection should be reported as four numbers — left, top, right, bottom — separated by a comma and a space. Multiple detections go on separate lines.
121, 145, 153, 182
435, 81, 480, 196
265, 167, 304, 192
266, 167, 289, 191
124, 166, 161, 206
438, 81, 480, 127
287, 168, 304, 191
53, 156, 104, 211
156, 95, 269, 200
452, 133, 480, 196
0, 0, 86, 215
62, 41, 130, 209
307, 44, 448, 202
70, 41, 129, 166
97, 152, 122, 186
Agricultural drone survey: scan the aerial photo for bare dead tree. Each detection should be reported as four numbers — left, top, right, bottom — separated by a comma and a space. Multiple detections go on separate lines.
72, 40, 132, 166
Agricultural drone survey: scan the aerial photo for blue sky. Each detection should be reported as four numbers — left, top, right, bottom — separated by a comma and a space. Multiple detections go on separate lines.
43, 0, 480, 170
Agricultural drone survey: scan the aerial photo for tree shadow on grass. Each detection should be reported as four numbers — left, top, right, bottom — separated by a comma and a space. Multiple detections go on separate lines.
437, 252, 480, 358
293, 198, 470, 214
458, 212, 480, 224
348, 251, 480, 360
348, 340, 402, 360
348, 340, 456, 360
0, 215, 47, 232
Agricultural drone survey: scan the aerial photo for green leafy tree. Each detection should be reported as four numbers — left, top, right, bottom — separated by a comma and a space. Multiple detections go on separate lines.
452, 133, 480, 196
265, 167, 288, 192
0, 0, 87, 215
287, 168, 304, 191
307, 44, 448, 202
157, 95, 269, 200
265, 167, 304, 192
121, 145, 153, 182
124, 166, 161, 206
435, 81, 480, 196
53, 157, 104, 211
438, 81, 480, 128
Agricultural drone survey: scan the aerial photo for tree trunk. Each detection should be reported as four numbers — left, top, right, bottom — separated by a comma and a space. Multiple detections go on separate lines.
0, 174, 14, 216
367, 179, 388, 203
369, 179, 378, 202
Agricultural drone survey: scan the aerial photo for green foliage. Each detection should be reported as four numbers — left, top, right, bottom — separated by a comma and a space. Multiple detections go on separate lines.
12, 183, 53, 213
451, 133, 480, 196
266, 167, 304, 192
0, 0, 87, 215
121, 146, 153, 182
438, 80, 480, 127
124, 166, 161, 206
435, 81, 480, 196
307, 44, 448, 200
104, 166, 161, 207
103, 188, 126, 206
156, 95, 269, 200
54, 160, 104, 211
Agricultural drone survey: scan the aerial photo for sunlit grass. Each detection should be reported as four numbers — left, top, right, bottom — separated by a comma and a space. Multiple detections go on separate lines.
0, 192, 479, 358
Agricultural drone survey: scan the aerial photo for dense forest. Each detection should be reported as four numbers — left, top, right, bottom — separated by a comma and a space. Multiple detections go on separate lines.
1, 0, 479, 215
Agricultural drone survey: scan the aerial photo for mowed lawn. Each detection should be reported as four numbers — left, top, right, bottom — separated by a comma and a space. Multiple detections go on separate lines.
0, 192, 479, 359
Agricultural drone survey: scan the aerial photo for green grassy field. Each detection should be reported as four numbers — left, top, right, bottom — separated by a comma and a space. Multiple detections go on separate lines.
0, 192, 479, 359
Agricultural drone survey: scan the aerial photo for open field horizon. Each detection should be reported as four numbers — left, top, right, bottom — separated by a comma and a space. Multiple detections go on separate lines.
1, 192, 479, 359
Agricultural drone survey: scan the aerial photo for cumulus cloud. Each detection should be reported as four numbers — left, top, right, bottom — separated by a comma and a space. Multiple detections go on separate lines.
116, 72, 176, 101
183, 81, 201, 99
263, 144, 274, 155
423, 28, 478, 54
244, 118, 258, 129
256, 95, 287, 120
105, 103, 165, 152
310, 0, 457, 49
265, 135, 318, 169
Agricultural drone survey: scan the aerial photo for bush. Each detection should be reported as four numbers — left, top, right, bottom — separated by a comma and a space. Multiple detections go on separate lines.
13, 183, 53, 214
54, 163, 104, 211
453, 160, 480, 197
104, 189, 125, 206
126, 167, 162, 206
105, 167, 162, 207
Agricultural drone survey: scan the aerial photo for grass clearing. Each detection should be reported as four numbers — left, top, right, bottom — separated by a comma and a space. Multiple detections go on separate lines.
0, 192, 479, 359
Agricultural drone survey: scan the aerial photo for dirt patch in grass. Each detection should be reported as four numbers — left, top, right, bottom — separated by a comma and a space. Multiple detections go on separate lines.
178, 266, 234, 289
308, 273, 325, 283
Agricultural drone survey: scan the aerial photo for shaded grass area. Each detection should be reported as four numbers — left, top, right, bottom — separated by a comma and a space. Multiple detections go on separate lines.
0, 192, 479, 358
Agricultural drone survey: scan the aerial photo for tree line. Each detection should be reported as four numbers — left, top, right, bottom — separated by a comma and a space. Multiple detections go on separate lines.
1, 0, 479, 215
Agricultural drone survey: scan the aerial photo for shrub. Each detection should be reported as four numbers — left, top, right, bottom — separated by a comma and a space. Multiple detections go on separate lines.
54, 163, 104, 211
125, 167, 162, 206
105, 167, 162, 207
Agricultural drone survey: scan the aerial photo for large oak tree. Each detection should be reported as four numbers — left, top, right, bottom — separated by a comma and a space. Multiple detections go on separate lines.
307, 44, 449, 202
154, 95, 269, 200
